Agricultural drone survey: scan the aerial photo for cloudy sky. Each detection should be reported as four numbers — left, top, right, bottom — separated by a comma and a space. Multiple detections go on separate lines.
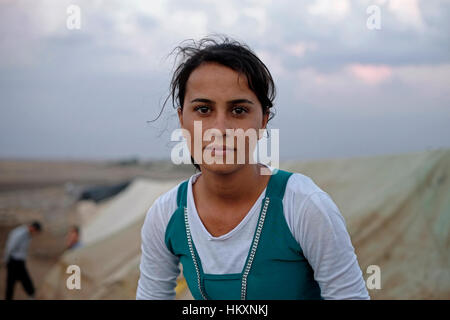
1, 0, 449, 162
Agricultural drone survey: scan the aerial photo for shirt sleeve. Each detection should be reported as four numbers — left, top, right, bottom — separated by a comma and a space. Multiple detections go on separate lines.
136, 198, 180, 300
3, 228, 21, 263
3, 231, 14, 263
297, 192, 370, 300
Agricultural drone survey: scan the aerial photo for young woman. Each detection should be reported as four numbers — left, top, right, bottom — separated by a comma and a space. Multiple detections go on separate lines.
136, 37, 370, 300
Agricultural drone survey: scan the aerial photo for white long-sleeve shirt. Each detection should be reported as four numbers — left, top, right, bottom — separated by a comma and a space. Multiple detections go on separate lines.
3, 225, 31, 262
137, 171, 370, 300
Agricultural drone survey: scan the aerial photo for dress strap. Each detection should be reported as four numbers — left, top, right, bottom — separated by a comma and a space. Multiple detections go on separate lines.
265, 169, 293, 200
177, 179, 189, 208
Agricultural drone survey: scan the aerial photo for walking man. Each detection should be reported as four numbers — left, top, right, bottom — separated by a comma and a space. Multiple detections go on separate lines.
3, 221, 42, 300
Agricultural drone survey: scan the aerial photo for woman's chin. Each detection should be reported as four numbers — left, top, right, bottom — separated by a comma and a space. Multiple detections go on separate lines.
200, 161, 244, 175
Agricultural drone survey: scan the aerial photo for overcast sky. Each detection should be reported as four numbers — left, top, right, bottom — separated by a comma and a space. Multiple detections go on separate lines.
1, 0, 449, 162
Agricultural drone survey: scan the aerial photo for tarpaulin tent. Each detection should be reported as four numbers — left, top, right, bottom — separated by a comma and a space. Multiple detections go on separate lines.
282, 148, 450, 299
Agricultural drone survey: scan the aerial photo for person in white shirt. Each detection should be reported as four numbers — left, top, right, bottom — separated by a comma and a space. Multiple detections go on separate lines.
3, 221, 42, 300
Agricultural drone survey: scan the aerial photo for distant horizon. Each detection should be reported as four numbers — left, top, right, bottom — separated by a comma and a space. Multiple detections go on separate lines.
1, 145, 447, 163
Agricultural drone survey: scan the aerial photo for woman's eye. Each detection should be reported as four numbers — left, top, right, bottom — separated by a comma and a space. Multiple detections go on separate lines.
232, 107, 247, 115
194, 106, 211, 114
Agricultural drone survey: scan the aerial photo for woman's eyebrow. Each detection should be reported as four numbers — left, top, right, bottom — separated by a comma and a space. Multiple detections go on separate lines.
190, 98, 254, 105
228, 98, 254, 105
190, 98, 214, 104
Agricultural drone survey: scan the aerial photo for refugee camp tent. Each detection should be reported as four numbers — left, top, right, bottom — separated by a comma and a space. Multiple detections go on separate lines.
282, 148, 450, 299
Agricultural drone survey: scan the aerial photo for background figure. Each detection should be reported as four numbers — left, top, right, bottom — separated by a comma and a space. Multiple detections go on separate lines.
66, 225, 82, 250
3, 221, 42, 300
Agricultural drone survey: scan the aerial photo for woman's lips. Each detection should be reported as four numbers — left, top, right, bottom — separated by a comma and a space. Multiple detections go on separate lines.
204, 145, 236, 156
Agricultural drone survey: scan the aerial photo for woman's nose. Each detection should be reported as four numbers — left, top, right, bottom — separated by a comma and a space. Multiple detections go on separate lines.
212, 111, 231, 135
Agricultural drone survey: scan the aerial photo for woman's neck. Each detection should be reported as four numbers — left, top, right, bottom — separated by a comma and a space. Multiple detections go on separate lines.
194, 164, 270, 205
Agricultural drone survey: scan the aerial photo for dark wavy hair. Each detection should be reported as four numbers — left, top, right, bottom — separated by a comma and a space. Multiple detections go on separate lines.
158, 35, 276, 171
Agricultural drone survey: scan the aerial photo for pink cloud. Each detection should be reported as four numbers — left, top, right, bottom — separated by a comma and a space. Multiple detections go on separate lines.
348, 64, 392, 85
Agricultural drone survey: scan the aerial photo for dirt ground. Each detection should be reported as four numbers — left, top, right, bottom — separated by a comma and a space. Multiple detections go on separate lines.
0, 159, 194, 300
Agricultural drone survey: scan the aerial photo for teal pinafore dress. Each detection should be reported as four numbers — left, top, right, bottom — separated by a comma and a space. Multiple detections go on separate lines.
164, 169, 322, 300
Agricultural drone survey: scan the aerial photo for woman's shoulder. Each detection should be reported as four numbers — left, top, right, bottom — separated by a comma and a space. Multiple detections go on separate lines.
282, 171, 340, 222
284, 171, 327, 198
143, 179, 186, 230
281, 171, 345, 247
155, 181, 182, 208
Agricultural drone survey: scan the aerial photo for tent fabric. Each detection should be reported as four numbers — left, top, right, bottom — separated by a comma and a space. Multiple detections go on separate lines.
282, 149, 450, 299
80, 178, 177, 245
39, 149, 450, 299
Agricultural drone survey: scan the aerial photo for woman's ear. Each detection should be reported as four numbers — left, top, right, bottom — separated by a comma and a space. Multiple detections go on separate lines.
258, 109, 270, 140
261, 109, 269, 130
177, 107, 183, 127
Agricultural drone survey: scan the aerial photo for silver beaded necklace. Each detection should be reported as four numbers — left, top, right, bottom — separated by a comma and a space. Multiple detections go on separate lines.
183, 196, 270, 300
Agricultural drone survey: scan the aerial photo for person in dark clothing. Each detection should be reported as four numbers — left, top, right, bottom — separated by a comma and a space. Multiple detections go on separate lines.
2, 221, 42, 300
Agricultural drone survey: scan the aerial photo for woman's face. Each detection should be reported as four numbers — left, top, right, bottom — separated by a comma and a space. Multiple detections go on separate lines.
178, 62, 269, 175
